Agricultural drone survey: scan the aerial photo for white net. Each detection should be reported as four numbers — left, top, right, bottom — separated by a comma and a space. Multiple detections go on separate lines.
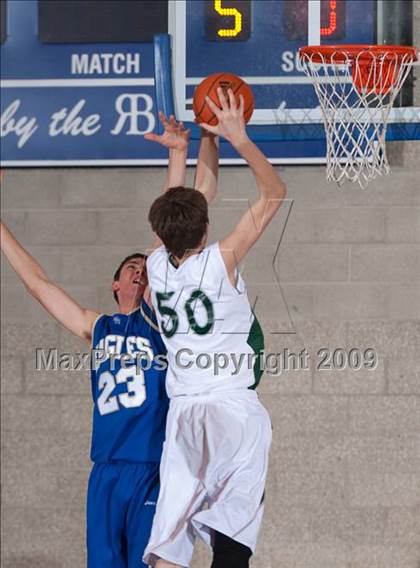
299, 46, 418, 188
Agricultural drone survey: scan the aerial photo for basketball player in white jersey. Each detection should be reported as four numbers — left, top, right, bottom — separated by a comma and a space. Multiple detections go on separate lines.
143, 88, 287, 568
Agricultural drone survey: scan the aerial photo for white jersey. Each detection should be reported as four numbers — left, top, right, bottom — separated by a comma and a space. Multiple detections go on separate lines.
147, 242, 264, 397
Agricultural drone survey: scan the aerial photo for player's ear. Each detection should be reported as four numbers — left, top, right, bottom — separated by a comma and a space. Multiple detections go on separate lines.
112, 280, 120, 294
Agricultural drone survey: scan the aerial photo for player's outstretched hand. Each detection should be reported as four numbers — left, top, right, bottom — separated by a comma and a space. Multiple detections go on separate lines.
144, 112, 190, 151
199, 88, 249, 148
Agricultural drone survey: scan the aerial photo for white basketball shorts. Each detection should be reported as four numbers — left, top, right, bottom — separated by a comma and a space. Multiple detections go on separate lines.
143, 389, 272, 567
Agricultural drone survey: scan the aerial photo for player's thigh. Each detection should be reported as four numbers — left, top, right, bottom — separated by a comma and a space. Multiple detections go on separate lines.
87, 463, 127, 568
206, 394, 272, 487
192, 395, 271, 551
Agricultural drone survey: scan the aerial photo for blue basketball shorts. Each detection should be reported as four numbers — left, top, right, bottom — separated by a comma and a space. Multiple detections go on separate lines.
87, 461, 160, 568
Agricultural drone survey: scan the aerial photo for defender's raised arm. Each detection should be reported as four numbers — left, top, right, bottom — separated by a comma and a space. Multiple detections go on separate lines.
144, 112, 190, 255
145, 112, 219, 204
0, 221, 99, 340
144, 112, 190, 193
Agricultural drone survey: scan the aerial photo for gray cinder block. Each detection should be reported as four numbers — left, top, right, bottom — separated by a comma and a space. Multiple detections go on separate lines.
25, 360, 91, 395
310, 505, 386, 546
25, 211, 98, 245
313, 283, 388, 320
313, 356, 385, 395
1, 169, 60, 209
351, 245, 420, 282
1, 467, 58, 508
386, 207, 420, 243
1, 394, 61, 432
276, 245, 349, 282
264, 394, 349, 435
2, 322, 59, 359
60, 167, 165, 209
96, 209, 150, 245
347, 321, 420, 358
59, 396, 92, 432
348, 396, 420, 433
1, 357, 24, 394
312, 208, 386, 244
386, 283, 420, 320
348, 471, 420, 507
387, 353, 420, 394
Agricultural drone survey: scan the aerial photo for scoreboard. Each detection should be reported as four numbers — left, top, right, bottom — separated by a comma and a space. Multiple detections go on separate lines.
0, 0, 417, 166
173, 0, 375, 126
1, 0, 165, 165
204, 0, 346, 42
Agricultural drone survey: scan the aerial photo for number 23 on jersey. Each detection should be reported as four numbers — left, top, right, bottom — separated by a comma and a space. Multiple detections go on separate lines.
97, 366, 146, 416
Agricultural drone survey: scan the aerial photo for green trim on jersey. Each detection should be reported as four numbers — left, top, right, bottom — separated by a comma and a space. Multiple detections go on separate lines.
247, 316, 265, 389
168, 254, 179, 269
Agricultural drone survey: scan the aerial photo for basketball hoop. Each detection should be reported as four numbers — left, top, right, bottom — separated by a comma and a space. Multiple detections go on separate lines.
299, 45, 418, 188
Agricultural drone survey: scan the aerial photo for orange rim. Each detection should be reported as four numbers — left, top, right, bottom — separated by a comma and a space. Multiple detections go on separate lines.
299, 44, 418, 64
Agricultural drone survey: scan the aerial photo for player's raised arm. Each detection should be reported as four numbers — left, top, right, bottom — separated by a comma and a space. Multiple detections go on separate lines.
0, 221, 99, 341
193, 129, 219, 204
199, 88, 287, 276
144, 112, 190, 252
144, 112, 190, 193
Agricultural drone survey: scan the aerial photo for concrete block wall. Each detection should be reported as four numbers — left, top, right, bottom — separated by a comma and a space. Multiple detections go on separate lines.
1, 160, 419, 568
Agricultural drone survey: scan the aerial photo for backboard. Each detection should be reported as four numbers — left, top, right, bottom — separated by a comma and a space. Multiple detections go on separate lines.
167, 0, 419, 162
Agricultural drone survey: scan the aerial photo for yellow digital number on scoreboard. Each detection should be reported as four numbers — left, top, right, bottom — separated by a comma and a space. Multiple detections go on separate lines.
205, 0, 251, 42
214, 1, 242, 38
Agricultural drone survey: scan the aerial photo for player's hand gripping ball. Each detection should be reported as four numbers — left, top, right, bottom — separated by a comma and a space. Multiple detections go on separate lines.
193, 72, 254, 126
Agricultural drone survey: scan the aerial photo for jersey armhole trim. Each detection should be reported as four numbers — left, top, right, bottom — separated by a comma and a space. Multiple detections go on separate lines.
140, 302, 160, 333
141, 298, 158, 325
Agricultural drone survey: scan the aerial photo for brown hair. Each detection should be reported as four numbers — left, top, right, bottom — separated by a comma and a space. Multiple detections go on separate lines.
113, 253, 147, 304
148, 186, 209, 258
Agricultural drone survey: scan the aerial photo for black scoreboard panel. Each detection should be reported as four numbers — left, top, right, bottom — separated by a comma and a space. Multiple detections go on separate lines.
38, 0, 168, 44
0, 0, 6, 44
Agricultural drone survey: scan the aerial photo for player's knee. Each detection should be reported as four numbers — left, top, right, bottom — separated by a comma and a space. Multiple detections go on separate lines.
211, 531, 252, 568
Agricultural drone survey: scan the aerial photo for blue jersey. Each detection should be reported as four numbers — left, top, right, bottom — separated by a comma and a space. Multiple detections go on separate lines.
90, 300, 168, 463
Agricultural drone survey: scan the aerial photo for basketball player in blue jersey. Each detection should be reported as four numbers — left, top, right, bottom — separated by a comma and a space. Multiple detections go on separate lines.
0, 115, 220, 567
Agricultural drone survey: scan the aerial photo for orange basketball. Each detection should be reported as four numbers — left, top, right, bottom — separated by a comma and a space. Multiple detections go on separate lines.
193, 72, 254, 126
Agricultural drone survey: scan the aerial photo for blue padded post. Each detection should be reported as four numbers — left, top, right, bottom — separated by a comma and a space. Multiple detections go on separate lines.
153, 34, 175, 135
